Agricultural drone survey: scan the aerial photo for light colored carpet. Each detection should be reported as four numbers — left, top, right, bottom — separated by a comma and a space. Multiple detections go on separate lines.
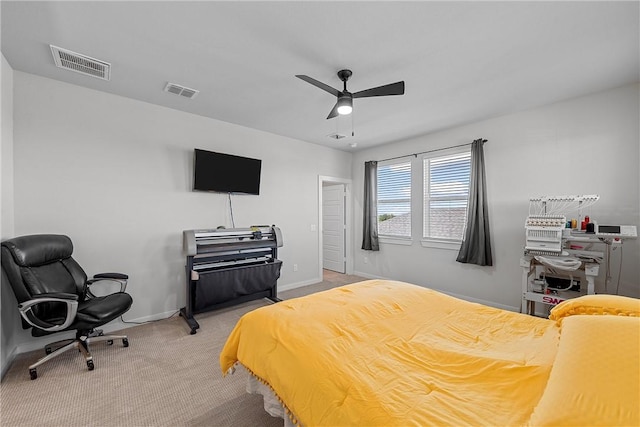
0, 272, 366, 426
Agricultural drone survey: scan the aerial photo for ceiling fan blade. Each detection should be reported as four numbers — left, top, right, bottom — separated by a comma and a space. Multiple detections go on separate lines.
326, 102, 339, 119
353, 81, 405, 98
296, 75, 341, 97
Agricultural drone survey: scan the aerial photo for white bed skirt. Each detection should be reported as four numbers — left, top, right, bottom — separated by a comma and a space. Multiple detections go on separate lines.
246, 369, 298, 427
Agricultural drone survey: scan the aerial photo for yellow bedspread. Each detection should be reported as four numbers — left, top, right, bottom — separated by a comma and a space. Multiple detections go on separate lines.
220, 280, 559, 426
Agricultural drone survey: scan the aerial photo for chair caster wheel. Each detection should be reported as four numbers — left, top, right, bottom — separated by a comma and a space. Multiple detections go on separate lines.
87, 360, 95, 371
106, 340, 113, 345
45, 347, 52, 355
29, 369, 37, 380
122, 338, 129, 347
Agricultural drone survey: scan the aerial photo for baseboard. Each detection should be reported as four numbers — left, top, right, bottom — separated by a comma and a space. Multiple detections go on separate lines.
352, 271, 520, 312
118, 309, 180, 325
443, 290, 520, 312
5, 278, 330, 361
278, 277, 322, 292
6, 289, 321, 360
9, 309, 180, 357
14, 331, 76, 355
1, 346, 19, 380
353, 271, 385, 280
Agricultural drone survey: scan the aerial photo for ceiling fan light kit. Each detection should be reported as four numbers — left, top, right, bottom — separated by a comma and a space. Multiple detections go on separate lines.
336, 95, 353, 115
296, 69, 404, 120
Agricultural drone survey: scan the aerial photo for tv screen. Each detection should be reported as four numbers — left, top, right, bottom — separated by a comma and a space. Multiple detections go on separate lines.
193, 149, 262, 195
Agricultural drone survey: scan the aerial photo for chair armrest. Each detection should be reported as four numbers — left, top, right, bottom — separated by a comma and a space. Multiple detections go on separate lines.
18, 293, 79, 332
31, 293, 79, 301
86, 273, 128, 296
93, 272, 128, 280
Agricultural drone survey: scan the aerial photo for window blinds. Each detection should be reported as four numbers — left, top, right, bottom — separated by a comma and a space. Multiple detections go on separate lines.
423, 152, 471, 240
377, 160, 411, 237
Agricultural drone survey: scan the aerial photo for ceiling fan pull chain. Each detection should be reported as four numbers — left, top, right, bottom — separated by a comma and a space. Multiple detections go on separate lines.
351, 110, 355, 137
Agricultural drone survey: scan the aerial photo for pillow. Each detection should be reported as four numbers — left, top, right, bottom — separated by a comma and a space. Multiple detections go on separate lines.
549, 294, 640, 322
528, 315, 639, 426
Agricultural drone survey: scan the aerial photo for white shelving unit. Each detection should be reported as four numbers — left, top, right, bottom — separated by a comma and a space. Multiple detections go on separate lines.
520, 251, 601, 315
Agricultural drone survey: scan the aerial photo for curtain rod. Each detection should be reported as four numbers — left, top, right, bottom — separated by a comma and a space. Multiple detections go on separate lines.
373, 139, 487, 163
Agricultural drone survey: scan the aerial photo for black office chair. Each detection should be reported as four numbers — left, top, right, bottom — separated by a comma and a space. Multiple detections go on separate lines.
1, 234, 133, 380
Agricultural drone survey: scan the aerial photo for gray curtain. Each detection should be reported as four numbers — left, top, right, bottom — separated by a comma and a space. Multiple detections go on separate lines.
456, 139, 492, 266
361, 161, 379, 251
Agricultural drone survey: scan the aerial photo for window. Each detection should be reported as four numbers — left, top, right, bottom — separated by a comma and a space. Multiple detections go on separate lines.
377, 160, 411, 238
423, 150, 471, 241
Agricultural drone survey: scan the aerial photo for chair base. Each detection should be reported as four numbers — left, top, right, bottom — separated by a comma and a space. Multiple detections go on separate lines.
28, 329, 129, 380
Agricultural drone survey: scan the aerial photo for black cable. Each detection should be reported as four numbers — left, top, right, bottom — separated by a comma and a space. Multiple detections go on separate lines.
228, 192, 235, 228
120, 310, 180, 325
615, 244, 623, 295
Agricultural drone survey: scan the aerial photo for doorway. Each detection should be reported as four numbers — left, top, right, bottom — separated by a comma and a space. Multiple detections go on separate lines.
322, 184, 346, 273
318, 176, 352, 279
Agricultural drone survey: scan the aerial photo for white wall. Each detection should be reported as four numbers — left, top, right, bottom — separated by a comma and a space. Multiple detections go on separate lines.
352, 83, 640, 309
4, 72, 639, 365
1, 53, 17, 377
7, 72, 351, 352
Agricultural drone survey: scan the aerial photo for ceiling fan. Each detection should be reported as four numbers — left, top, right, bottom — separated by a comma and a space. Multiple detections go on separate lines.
296, 69, 405, 119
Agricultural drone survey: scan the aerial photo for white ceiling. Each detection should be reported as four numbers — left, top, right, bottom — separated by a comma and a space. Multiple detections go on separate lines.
2, 1, 639, 152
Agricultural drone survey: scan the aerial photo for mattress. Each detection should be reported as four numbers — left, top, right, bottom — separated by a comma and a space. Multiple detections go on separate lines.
220, 279, 560, 426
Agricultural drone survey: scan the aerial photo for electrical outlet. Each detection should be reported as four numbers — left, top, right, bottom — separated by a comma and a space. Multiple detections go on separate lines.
364, 257, 368, 264
293, 264, 298, 272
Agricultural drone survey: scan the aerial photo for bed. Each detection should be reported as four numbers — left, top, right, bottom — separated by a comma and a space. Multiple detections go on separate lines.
220, 279, 640, 426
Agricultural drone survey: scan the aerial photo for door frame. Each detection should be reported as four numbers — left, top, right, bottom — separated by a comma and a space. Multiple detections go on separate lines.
318, 175, 353, 279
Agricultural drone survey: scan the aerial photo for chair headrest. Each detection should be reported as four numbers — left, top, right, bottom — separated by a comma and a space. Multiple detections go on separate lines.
1, 234, 73, 267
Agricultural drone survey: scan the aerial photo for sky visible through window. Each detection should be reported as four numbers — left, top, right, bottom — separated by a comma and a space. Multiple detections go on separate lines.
376, 153, 471, 239
377, 162, 411, 217
377, 155, 471, 216
377, 161, 412, 237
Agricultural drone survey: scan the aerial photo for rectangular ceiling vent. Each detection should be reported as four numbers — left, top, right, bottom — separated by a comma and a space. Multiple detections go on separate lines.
50, 45, 111, 81
164, 82, 199, 99
327, 133, 347, 140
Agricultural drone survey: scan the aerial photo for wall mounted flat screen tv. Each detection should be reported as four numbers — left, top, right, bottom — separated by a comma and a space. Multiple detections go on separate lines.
193, 149, 262, 195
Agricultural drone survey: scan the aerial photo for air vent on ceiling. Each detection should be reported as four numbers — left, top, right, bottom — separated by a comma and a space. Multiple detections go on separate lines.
164, 82, 199, 99
50, 45, 111, 81
327, 133, 347, 140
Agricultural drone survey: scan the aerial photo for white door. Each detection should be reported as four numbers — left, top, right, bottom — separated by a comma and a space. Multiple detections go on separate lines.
322, 184, 346, 273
